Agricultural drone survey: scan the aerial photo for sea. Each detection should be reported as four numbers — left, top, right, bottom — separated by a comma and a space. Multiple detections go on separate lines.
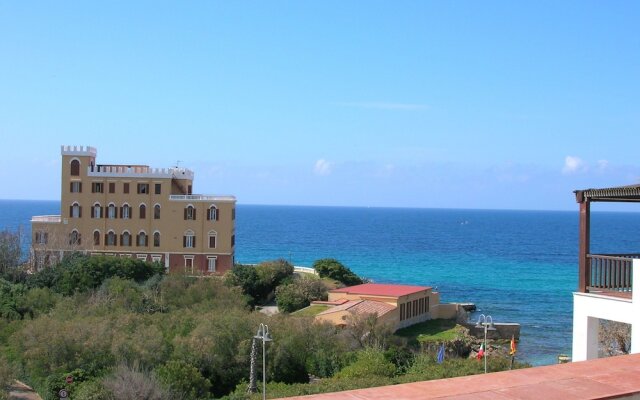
3, 199, 640, 366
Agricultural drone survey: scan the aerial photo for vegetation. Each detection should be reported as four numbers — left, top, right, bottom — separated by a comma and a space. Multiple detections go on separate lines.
291, 305, 329, 317
312, 259, 363, 286
0, 254, 524, 399
275, 276, 327, 313
396, 319, 463, 343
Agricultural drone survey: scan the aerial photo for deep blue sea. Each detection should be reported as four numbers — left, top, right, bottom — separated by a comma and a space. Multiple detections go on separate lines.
3, 199, 640, 366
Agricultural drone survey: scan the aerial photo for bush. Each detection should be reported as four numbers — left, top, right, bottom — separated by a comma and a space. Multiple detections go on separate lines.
0, 356, 12, 400
275, 278, 327, 313
156, 360, 211, 400
73, 379, 113, 400
225, 260, 294, 305
312, 259, 363, 286
335, 348, 396, 379
102, 365, 168, 400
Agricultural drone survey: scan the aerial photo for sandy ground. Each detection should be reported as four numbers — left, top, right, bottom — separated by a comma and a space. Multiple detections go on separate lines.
8, 381, 42, 400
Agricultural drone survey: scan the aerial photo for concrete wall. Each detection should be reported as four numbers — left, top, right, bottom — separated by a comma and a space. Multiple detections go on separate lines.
465, 322, 520, 340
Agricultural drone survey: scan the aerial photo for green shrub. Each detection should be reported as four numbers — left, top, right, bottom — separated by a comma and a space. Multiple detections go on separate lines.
275, 277, 327, 313
312, 259, 363, 286
335, 348, 396, 379
156, 360, 211, 400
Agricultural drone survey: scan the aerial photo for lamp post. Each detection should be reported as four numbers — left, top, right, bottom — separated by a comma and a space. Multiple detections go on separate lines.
475, 314, 495, 374
254, 323, 272, 400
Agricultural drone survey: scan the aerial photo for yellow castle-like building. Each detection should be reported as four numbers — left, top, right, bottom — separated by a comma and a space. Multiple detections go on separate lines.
31, 145, 236, 275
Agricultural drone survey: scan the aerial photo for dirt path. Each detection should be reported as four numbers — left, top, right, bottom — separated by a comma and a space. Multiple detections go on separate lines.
8, 381, 42, 400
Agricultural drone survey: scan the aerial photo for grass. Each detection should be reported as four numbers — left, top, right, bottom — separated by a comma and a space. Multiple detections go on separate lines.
395, 319, 462, 344
291, 304, 330, 317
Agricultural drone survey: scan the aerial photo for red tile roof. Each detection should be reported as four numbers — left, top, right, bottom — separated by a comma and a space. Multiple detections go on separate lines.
280, 353, 640, 400
330, 283, 431, 297
316, 300, 396, 318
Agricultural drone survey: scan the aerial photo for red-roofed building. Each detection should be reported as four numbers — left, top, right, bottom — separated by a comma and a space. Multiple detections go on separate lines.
315, 283, 458, 330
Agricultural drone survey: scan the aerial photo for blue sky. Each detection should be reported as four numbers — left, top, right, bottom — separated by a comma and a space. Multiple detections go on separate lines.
1, 1, 639, 210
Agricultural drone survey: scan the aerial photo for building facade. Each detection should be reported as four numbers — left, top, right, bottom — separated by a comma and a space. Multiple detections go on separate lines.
31, 145, 236, 275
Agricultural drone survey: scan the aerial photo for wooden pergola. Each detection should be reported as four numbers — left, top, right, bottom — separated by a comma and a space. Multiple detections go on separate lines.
574, 184, 640, 293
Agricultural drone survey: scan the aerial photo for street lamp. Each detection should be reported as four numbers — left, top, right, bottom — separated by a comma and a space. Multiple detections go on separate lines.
254, 323, 272, 400
475, 314, 496, 374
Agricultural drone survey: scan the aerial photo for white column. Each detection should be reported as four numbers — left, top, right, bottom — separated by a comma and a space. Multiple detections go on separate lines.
572, 299, 599, 361
631, 260, 640, 354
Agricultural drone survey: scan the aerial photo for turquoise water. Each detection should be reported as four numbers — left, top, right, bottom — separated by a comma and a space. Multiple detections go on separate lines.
4, 200, 640, 366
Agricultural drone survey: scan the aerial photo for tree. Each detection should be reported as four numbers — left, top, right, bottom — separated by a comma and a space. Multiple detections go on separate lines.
0, 229, 22, 281
312, 259, 363, 286
156, 360, 211, 400
275, 277, 327, 313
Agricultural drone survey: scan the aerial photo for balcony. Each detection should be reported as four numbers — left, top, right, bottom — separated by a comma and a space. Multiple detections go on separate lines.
583, 254, 636, 299
31, 215, 62, 224
169, 194, 236, 202
573, 184, 640, 362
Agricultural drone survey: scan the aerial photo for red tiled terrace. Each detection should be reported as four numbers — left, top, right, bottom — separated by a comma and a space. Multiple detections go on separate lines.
281, 353, 640, 400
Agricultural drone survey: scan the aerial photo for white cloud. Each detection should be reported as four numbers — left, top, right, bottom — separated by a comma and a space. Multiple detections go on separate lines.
336, 102, 429, 111
314, 159, 333, 176
562, 156, 587, 174
597, 159, 609, 171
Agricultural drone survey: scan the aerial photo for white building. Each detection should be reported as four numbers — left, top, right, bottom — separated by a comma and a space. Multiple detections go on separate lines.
572, 185, 640, 361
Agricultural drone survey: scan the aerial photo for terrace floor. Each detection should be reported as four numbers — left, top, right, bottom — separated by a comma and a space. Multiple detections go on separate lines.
282, 353, 640, 400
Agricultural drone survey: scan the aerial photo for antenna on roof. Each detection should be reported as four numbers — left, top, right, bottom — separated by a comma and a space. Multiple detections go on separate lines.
175, 160, 183, 168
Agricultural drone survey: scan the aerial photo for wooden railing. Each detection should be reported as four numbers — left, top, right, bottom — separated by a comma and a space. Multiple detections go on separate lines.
587, 254, 638, 293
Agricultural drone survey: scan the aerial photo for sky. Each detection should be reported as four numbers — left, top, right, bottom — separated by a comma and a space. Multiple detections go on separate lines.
0, 1, 639, 211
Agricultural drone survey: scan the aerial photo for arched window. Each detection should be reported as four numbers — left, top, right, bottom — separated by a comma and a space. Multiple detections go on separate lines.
154, 204, 161, 219
137, 231, 147, 247
121, 231, 131, 247
153, 231, 160, 247
183, 230, 195, 248
207, 205, 219, 221
70, 159, 80, 176
70, 202, 81, 218
92, 203, 102, 219
108, 203, 117, 219
208, 230, 217, 249
106, 231, 117, 246
184, 205, 196, 220
69, 230, 81, 246
139, 204, 146, 219
121, 203, 131, 219
93, 230, 100, 246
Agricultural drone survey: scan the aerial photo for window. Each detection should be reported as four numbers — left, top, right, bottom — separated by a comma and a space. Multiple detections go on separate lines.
207, 206, 218, 221
69, 230, 81, 246
108, 182, 115, 193
184, 205, 196, 220
121, 232, 131, 247
137, 183, 149, 194
208, 231, 217, 248
400, 303, 405, 321
188, 185, 192, 195
35, 231, 48, 245
183, 230, 195, 248
136, 254, 147, 261
70, 159, 80, 176
137, 232, 147, 247
139, 204, 146, 219
151, 254, 162, 263
231, 234, 235, 247
207, 257, 217, 272
413, 300, 418, 317
70, 181, 82, 193
92, 182, 104, 193
121, 204, 131, 219
406, 301, 412, 319
154, 204, 161, 219
155, 183, 162, 194
153, 232, 160, 247
70, 203, 81, 218
106, 231, 117, 246
232, 208, 235, 220
108, 204, 117, 219
123, 183, 130, 194
92, 203, 102, 219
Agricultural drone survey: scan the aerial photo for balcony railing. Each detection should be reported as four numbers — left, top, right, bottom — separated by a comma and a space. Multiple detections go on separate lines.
169, 195, 236, 202
586, 254, 638, 294
31, 215, 62, 223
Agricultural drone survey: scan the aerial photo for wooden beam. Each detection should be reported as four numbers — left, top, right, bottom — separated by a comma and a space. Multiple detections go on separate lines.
578, 200, 591, 292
